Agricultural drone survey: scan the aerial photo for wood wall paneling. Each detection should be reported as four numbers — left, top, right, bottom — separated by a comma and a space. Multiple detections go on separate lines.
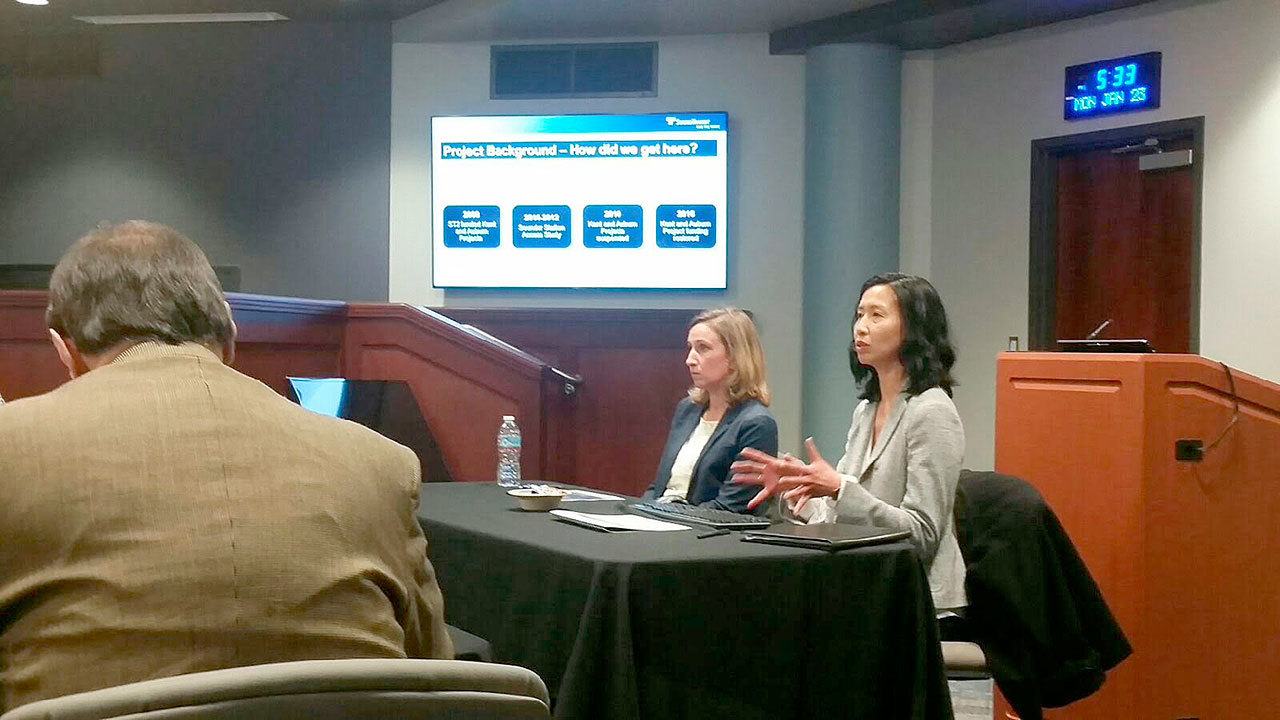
344, 305, 555, 484
440, 308, 696, 496
3, 292, 681, 500
0, 291, 72, 399
0, 292, 348, 401
0, 340, 66, 401
572, 348, 688, 495
226, 293, 347, 397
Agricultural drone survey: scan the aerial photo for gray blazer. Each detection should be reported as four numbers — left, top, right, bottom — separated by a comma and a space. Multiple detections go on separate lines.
830, 386, 967, 611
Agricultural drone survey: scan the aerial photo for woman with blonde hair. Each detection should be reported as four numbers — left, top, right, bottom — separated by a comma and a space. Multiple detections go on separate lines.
642, 307, 778, 514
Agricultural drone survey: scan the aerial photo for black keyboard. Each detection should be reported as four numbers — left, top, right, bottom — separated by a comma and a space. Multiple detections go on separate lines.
625, 501, 771, 530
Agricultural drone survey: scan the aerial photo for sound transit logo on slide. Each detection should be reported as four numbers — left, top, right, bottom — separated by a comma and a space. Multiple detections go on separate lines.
665, 116, 723, 130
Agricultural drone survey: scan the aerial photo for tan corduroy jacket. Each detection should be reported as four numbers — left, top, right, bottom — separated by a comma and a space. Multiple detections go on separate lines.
0, 342, 452, 711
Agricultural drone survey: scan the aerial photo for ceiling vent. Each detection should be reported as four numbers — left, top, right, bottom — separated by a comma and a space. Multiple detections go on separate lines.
491, 42, 657, 99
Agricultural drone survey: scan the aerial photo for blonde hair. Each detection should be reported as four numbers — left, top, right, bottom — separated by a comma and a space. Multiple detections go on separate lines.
688, 307, 771, 407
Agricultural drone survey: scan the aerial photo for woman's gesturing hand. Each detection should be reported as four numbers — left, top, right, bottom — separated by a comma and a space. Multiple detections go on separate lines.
733, 438, 841, 511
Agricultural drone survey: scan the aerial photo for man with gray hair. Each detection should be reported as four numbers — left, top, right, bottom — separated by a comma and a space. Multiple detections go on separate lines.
0, 221, 452, 711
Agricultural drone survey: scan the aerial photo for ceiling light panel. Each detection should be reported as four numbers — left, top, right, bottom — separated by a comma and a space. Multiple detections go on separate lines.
74, 12, 289, 26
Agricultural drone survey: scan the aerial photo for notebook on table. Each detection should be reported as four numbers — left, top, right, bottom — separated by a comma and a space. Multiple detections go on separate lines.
741, 523, 910, 551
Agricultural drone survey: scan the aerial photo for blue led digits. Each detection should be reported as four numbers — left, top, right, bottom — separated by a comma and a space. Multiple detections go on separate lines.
1094, 63, 1139, 91
1065, 52, 1161, 120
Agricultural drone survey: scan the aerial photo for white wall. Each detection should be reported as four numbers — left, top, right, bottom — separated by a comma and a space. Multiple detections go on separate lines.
902, 0, 1280, 469
389, 33, 807, 449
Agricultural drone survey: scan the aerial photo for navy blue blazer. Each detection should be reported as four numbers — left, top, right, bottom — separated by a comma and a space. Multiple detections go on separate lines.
642, 397, 778, 513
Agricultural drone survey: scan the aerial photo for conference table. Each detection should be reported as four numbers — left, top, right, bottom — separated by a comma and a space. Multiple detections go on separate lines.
417, 483, 953, 720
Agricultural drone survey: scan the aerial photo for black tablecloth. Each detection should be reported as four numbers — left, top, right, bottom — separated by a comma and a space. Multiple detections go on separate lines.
418, 483, 953, 720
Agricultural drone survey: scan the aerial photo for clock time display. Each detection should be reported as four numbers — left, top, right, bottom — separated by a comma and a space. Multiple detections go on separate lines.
1064, 52, 1162, 120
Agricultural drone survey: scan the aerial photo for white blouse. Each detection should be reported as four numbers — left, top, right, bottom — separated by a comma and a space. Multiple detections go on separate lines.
659, 418, 720, 502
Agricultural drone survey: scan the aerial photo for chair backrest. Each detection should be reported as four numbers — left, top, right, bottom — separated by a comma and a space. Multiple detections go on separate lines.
953, 470, 1131, 714
940, 641, 989, 681
0, 659, 550, 720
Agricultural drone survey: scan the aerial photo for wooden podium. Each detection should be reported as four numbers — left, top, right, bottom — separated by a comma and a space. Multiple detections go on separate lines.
994, 352, 1280, 719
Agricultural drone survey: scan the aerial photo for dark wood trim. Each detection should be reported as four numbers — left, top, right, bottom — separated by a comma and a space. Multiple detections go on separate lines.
1188, 120, 1205, 354
1028, 143, 1059, 351
1028, 116, 1205, 351
0, 290, 49, 309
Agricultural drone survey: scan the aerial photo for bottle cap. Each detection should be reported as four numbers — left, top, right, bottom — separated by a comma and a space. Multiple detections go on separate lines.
502, 415, 515, 421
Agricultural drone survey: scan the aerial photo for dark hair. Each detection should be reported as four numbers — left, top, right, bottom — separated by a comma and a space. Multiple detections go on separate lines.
46, 220, 235, 355
849, 273, 957, 401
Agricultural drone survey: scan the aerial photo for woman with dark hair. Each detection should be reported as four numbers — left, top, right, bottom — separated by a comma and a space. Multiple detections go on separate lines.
733, 273, 966, 611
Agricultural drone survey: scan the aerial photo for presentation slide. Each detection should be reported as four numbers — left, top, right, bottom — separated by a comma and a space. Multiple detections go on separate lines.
431, 113, 729, 289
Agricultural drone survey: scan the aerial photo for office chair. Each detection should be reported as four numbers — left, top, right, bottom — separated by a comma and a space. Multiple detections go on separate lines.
950, 470, 1131, 720
941, 471, 992, 682
0, 658, 550, 720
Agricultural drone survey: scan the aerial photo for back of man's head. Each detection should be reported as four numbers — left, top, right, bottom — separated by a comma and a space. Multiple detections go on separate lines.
46, 221, 235, 356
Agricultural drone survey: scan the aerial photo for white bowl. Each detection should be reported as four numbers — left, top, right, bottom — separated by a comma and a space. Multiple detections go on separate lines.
507, 487, 567, 512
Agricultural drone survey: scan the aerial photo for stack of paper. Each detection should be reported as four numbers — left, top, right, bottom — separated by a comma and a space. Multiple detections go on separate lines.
550, 509, 690, 532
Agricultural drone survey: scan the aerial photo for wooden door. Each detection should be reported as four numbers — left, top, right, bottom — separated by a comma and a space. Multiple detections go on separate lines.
1053, 136, 1195, 352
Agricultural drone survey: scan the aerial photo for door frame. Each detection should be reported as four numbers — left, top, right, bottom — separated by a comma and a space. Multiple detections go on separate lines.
1028, 116, 1205, 351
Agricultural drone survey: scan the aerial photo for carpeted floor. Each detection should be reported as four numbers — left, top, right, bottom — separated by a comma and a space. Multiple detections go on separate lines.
948, 678, 994, 720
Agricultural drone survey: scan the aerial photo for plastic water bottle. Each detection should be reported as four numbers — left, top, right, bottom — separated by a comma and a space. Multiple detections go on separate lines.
497, 415, 522, 487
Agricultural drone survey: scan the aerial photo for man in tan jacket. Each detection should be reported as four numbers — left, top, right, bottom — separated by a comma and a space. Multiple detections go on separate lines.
0, 221, 452, 711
